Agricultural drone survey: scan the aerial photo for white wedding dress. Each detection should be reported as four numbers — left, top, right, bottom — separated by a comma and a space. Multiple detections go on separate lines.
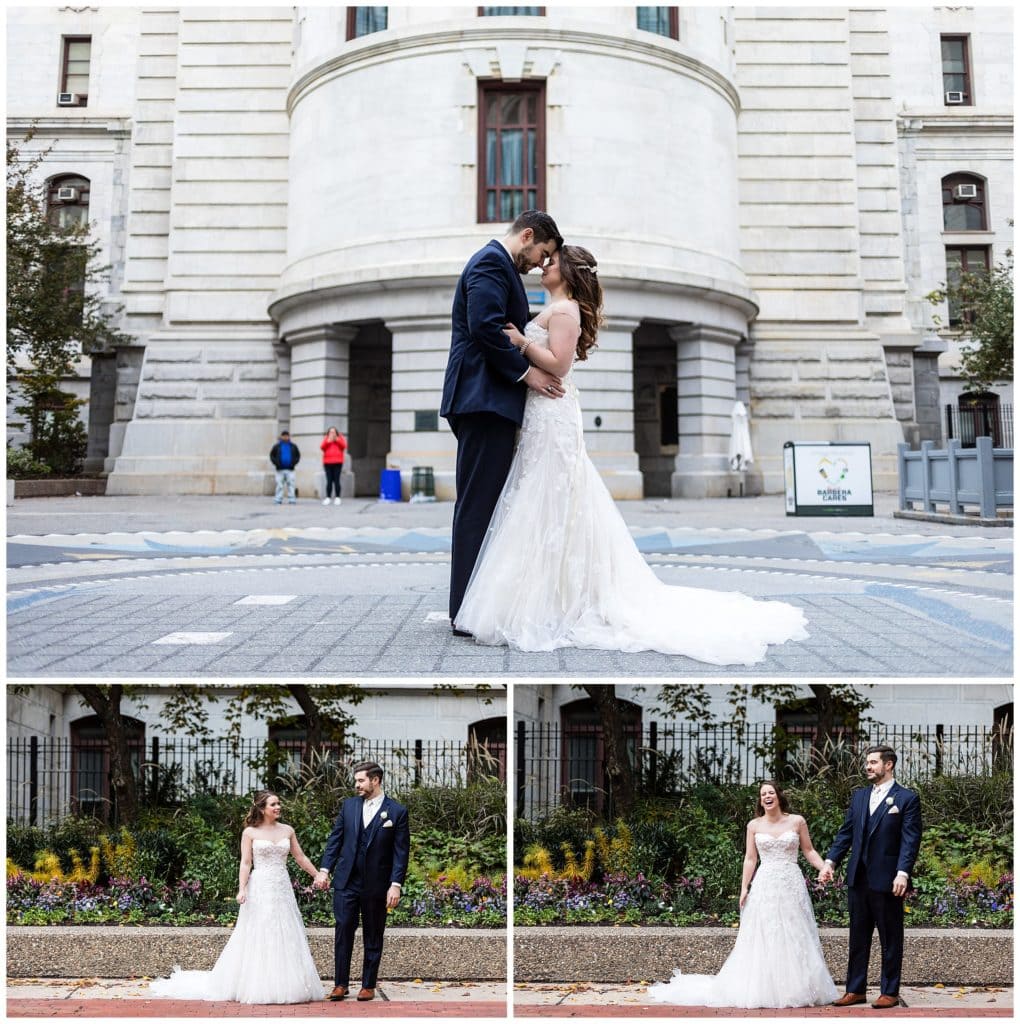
648, 830, 838, 1008
455, 322, 809, 664
149, 838, 323, 1004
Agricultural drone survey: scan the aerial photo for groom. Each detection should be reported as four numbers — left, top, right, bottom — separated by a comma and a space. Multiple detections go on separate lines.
313, 762, 410, 1002
819, 745, 922, 1009
440, 210, 565, 633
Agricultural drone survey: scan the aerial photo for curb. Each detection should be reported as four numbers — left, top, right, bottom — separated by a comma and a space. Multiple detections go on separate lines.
513, 927, 1013, 986
5, 926, 506, 981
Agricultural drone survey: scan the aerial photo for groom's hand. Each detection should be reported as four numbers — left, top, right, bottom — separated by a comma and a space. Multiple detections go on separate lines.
313, 870, 329, 891
818, 864, 833, 885
386, 884, 401, 910
524, 367, 565, 399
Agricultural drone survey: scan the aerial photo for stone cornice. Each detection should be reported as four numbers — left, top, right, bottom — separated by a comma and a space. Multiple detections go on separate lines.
289, 25, 740, 116
897, 111, 1013, 136
7, 116, 132, 139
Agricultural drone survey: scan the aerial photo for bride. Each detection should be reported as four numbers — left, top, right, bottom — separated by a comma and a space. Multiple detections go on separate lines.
453, 244, 808, 665
149, 791, 323, 1004
648, 781, 837, 1008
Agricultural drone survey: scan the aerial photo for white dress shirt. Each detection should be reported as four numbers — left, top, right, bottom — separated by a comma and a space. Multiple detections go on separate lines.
362, 792, 384, 829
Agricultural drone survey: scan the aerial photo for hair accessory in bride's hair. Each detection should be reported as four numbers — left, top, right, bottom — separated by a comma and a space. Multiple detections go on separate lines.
578, 264, 598, 275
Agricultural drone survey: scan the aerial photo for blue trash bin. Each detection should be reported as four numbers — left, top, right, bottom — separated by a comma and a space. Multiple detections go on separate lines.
379, 468, 402, 502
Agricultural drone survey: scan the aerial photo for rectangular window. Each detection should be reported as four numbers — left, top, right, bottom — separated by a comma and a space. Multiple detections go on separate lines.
478, 7, 545, 15
637, 7, 679, 39
478, 81, 545, 223
945, 246, 990, 326
60, 36, 91, 105
941, 35, 972, 105
346, 7, 387, 40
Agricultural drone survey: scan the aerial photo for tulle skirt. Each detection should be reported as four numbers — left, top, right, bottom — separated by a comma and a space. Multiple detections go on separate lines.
456, 385, 808, 664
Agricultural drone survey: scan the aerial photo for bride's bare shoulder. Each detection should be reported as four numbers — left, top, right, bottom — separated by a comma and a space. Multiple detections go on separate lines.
548, 298, 581, 319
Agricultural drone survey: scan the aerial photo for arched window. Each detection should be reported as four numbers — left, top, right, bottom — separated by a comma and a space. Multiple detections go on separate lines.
956, 391, 1005, 448
941, 173, 987, 231
468, 716, 507, 782
776, 695, 858, 778
47, 174, 91, 230
560, 697, 641, 814
70, 715, 145, 821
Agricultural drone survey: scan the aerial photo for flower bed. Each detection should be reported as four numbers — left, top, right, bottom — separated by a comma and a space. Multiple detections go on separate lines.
513, 870, 1013, 928
7, 869, 506, 928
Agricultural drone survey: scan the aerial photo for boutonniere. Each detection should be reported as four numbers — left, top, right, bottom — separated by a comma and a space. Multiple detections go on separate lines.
380, 811, 388, 821
885, 796, 894, 805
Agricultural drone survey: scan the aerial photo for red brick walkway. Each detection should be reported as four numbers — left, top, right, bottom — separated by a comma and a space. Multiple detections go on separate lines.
515, 1008, 1012, 1018
6, 999, 507, 1018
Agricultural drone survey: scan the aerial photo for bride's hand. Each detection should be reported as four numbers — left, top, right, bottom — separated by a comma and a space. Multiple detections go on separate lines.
503, 323, 527, 348
739, 890, 748, 909
236, 889, 247, 904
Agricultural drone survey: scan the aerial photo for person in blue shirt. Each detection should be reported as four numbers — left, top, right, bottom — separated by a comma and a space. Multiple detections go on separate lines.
269, 430, 301, 504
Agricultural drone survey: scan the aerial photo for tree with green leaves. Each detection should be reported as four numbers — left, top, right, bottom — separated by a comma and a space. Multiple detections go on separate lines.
6, 134, 128, 475
927, 242, 1013, 391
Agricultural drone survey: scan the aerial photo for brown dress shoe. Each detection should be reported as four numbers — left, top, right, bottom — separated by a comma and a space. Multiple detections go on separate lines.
328, 985, 348, 1001
871, 994, 900, 1009
831, 993, 868, 1006
357, 988, 376, 1001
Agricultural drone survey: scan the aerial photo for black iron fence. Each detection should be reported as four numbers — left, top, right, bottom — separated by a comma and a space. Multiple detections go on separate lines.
515, 721, 1012, 822
7, 736, 506, 826
945, 402, 1013, 449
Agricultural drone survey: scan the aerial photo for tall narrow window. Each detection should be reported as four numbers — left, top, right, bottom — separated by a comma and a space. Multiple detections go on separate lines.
346, 7, 387, 40
46, 175, 91, 324
944, 246, 991, 326
941, 35, 972, 106
637, 7, 679, 39
478, 81, 545, 223
59, 36, 91, 106
941, 173, 987, 231
478, 7, 545, 15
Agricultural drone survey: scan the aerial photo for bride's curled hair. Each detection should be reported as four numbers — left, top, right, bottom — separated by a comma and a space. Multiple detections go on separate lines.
557, 244, 605, 361
244, 789, 278, 827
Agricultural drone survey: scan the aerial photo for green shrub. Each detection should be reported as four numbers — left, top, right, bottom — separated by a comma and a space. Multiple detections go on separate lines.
915, 772, 1013, 831
400, 778, 506, 840
135, 826, 188, 887
5, 823, 47, 871
6, 444, 52, 479
45, 817, 105, 874
514, 806, 597, 869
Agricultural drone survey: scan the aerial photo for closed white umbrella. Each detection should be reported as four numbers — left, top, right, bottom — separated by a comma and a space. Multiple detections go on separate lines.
728, 401, 754, 472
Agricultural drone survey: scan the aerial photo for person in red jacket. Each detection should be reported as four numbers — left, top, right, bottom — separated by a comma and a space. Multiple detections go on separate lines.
321, 426, 348, 505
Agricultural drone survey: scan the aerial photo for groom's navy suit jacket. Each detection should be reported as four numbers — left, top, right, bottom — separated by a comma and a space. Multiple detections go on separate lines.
825, 782, 922, 891
441, 239, 532, 427
320, 795, 410, 897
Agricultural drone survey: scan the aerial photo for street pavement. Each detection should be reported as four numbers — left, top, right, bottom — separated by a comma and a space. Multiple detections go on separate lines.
6, 493, 1012, 678
5, 978, 505, 1017
512, 982, 1013, 1017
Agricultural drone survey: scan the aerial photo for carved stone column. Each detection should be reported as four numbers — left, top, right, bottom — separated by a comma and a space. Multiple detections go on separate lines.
669, 323, 747, 498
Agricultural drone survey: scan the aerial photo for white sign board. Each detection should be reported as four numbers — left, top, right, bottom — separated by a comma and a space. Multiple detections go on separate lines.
783, 442, 874, 516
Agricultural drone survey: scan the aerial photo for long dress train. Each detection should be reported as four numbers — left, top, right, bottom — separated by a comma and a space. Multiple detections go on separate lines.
148, 838, 323, 1004
648, 830, 838, 1008
455, 321, 809, 665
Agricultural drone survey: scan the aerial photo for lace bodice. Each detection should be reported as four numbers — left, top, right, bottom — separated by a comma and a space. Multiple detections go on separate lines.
524, 320, 574, 383
754, 829, 800, 864
252, 837, 291, 874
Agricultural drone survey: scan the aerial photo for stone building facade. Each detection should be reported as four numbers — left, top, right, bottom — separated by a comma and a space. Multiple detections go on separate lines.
6, 6, 1013, 497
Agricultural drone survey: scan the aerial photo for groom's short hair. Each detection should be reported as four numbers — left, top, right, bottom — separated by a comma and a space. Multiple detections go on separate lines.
510, 210, 563, 248
353, 760, 384, 782
865, 744, 897, 767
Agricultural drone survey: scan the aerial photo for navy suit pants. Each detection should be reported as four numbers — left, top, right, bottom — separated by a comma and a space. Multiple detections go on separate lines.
846, 883, 905, 996
333, 881, 387, 988
448, 412, 519, 621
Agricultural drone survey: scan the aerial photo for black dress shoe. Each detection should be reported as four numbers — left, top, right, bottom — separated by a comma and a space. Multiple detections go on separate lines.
452, 627, 473, 638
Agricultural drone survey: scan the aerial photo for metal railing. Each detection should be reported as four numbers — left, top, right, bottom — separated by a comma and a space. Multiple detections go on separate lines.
946, 402, 1013, 450
514, 721, 1012, 821
7, 736, 506, 826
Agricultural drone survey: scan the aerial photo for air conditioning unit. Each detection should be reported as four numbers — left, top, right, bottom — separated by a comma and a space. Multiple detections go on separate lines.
945, 91, 965, 104
57, 92, 80, 106
56, 186, 79, 202
953, 183, 979, 200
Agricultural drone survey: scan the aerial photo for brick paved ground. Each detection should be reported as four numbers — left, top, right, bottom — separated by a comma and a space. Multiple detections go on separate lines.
6, 979, 505, 1017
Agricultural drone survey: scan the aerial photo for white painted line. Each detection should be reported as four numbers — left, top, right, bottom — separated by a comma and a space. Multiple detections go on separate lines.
234, 595, 297, 605
152, 632, 233, 645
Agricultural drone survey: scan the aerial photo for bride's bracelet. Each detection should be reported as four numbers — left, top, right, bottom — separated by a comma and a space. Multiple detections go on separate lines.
520, 338, 533, 356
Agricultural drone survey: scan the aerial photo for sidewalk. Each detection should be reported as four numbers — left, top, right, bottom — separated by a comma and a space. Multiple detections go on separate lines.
512, 983, 1013, 1018
5, 979, 506, 1017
